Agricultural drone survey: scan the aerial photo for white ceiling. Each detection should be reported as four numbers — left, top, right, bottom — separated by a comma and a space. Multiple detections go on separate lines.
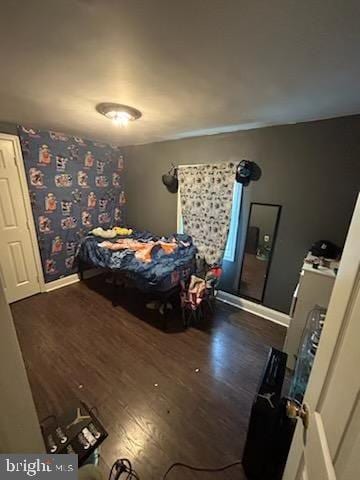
0, 0, 360, 146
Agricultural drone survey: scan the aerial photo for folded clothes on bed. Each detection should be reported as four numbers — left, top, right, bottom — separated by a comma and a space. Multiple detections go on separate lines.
99, 238, 178, 263
90, 226, 133, 238
91, 227, 117, 238
113, 226, 133, 236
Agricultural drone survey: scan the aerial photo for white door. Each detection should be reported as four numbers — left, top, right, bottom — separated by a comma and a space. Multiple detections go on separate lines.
283, 193, 360, 480
0, 135, 41, 303
0, 276, 45, 452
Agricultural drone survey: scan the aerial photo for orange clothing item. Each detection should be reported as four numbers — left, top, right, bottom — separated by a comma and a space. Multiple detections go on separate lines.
134, 243, 156, 263
158, 241, 177, 255
99, 239, 177, 263
101, 239, 147, 250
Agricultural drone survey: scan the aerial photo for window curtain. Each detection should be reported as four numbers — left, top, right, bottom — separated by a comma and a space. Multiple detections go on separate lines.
178, 162, 236, 265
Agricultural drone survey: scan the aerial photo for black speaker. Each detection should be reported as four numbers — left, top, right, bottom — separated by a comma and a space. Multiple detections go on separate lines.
242, 348, 297, 480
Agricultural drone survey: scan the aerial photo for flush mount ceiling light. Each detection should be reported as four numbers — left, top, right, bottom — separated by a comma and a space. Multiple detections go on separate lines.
96, 103, 142, 126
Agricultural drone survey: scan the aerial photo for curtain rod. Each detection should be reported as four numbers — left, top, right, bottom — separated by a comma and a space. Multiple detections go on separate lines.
177, 161, 233, 168
177, 163, 205, 168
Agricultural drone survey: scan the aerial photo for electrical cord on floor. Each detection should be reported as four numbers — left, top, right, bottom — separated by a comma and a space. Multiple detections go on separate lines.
109, 458, 242, 479
161, 460, 242, 479
109, 459, 140, 480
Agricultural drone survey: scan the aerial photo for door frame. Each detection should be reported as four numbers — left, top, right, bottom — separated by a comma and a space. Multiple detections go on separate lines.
0, 132, 45, 295
0, 275, 45, 451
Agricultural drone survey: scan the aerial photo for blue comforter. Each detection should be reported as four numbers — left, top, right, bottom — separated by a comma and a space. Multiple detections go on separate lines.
77, 231, 197, 288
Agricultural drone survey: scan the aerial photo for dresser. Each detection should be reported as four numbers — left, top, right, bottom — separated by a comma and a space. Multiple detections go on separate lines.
284, 262, 336, 370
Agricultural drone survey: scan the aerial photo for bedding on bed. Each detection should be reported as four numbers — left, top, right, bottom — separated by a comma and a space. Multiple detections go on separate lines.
77, 230, 197, 291
98, 238, 178, 262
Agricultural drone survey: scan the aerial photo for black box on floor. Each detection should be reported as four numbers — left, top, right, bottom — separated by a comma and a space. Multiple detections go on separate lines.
242, 348, 296, 480
41, 402, 108, 466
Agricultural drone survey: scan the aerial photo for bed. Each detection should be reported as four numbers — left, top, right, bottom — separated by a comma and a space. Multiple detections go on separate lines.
77, 230, 197, 325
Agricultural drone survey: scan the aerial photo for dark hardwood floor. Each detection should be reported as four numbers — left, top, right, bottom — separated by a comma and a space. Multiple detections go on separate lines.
11, 276, 286, 480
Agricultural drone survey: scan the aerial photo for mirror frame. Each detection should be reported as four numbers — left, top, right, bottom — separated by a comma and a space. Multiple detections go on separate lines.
238, 202, 282, 304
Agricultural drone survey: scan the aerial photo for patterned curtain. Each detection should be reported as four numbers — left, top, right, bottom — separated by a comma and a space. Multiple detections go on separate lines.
178, 163, 236, 265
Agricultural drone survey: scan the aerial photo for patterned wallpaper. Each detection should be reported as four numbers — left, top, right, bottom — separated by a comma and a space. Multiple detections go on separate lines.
18, 126, 126, 283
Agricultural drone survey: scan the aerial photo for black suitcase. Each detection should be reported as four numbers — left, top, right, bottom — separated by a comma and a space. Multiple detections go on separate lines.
242, 348, 297, 480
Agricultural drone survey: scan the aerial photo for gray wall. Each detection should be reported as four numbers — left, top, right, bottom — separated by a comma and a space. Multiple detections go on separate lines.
0, 121, 17, 135
124, 115, 360, 313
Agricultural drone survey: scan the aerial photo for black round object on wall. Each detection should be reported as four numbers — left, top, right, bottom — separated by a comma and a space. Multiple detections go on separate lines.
236, 160, 254, 186
162, 166, 178, 193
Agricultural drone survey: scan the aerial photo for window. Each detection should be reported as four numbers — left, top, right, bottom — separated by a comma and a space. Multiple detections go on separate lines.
223, 181, 242, 262
177, 181, 242, 262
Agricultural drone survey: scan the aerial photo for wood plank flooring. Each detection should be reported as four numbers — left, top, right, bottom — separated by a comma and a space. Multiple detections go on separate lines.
11, 276, 286, 480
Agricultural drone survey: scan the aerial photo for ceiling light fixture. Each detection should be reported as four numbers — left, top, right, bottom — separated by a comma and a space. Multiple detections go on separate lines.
96, 103, 142, 127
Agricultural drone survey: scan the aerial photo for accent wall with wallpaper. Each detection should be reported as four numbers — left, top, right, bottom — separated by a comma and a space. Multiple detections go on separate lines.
18, 126, 126, 283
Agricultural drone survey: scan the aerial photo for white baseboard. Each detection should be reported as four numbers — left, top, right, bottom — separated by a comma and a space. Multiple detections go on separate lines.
44, 274, 79, 292
44, 268, 102, 293
216, 290, 290, 328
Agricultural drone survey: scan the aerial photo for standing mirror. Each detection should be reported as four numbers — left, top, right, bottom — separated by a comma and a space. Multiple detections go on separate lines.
238, 203, 281, 303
